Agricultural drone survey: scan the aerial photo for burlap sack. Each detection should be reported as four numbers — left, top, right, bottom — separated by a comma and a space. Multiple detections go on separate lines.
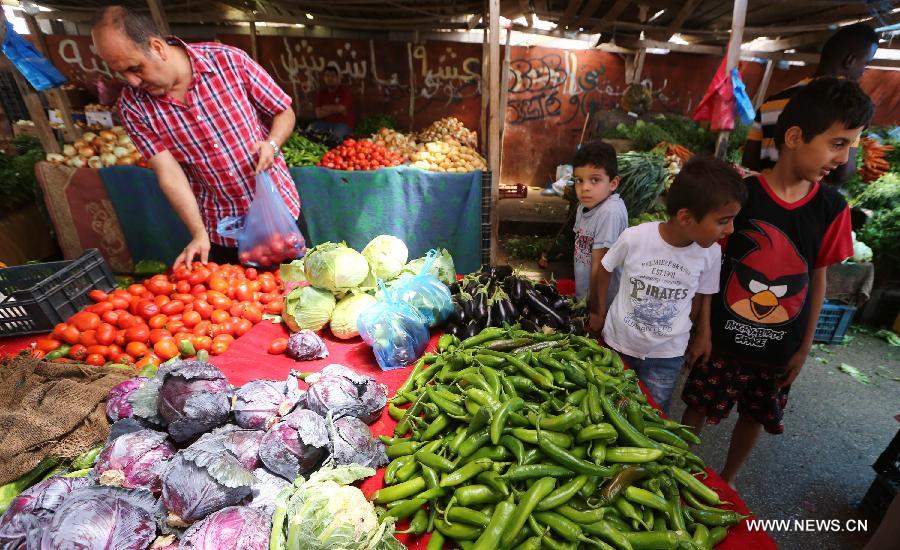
0, 354, 132, 485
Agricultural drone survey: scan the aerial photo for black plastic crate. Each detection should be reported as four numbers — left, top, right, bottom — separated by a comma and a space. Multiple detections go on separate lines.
860, 473, 899, 523
0, 249, 116, 336
813, 300, 856, 344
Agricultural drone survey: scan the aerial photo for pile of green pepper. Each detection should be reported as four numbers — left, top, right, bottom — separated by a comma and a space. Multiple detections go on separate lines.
373, 327, 749, 550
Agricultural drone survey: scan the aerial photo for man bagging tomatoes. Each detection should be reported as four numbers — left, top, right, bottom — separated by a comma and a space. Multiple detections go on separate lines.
91, 5, 305, 270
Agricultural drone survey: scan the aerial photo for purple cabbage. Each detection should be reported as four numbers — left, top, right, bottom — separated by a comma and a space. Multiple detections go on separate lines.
212, 424, 265, 470
258, 409, 329, 481
302, 364, 387, 424
233, 378, 302, 430
247, 468, 291, 513
161, 432, 256, 526
327, 414, 388, 469
286, 330, 328, 361
39, 486, 161, 550
95, 429, 175, 493
106, 377, 148, 421
107, 417, 155, 442
0, 476, 92, 549
158, 360, 231, 442
179, 506, 270, 550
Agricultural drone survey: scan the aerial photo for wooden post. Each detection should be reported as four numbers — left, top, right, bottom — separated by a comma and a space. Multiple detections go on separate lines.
147, 0, 171, 36
753, 58, 775, 109
480, 23, 488, 155
21, 9, 80, 143
498, 28, 511, 147
715, 0, 748, 159
248, 20, 259, 62
488, 0, 500, 264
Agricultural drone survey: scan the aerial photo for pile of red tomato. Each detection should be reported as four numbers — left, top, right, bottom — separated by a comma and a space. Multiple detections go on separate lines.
317, 138, 403, 171
32, 262, 283, 370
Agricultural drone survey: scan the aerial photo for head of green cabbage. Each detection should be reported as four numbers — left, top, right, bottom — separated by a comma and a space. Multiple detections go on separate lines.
362, 235, 408, 281
283, 285, 336, 332
304, 242, 371, 292
402, 248, 456, 286
330, 293, 378, 339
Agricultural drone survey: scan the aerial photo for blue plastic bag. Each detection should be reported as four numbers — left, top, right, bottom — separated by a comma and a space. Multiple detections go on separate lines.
217, 170, 305, 267
731, 68, 756, 125
1, 22, 66, 91
388, 250, 453, 327
358, 282, 430, 371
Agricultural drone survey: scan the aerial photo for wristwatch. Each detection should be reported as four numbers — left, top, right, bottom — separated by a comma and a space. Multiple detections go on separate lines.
268, 139, 280, 156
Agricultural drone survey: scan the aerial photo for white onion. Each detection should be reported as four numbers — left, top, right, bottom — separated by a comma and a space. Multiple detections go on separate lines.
101, 153, 118, 166
73, 139, 86, 149
62, 144, 76, 157
46, 153, 65, 163
87, 156, 103, 169
113, 146, 129, 158
78, 146, 96, 158
68, 157, 85, 168
117, 134, 132, 145
82, 132, 97, 142
100, 143, 116, 155
99, 130, 116, 141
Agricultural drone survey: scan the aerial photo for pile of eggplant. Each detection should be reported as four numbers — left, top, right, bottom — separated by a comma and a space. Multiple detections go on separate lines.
445, 266, 589, 338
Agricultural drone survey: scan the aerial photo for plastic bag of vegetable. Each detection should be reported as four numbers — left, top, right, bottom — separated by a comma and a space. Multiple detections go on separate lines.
358, 283, 430, 371
388, 250, 453, 327
326, 413, 388, 468
0, 476, 92, 549
301, 364, 387, 424
304, 242, 371, 292
217, 170, 305, 267
258, 409, 329, 481
330, 292, 378, 339
158, 360, 231, 442
39, 486, 161, 550
283, 285, 336, 333
106, 376, 149, 421
286, 329, 329, 360
96, 429, 175, 493
402, 248, 455, 286
269, 463, 402, 550
180, 506, 270, 549
161, 436, 256, 526
233, 378, 302, 430
362, 235, 408, 280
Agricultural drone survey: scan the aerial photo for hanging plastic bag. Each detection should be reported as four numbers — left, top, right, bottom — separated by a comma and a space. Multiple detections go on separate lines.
388, 250, 453, 327
731, 68, 756, 125
217, 170, 305, 267
1, 22, 66, 92
358, 282, 430, 371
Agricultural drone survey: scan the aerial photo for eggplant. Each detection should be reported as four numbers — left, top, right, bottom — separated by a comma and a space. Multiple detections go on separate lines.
478, 271, 491, 284
475, 291, 489, 319
449, 281, 461, 295
451, 302, 466, 325
500, 298, 517, 321
525, 289, 567, 328
539, 313, 561, 330
464, 320, 480, 339
551, 298, 569, 311
520, 306, 531, 319
491, 299, 507, 326
507, 277, 525, 302
535, 283, 560, 301
447, 323, 461, 337
491, 265, 513, 280
462, 296, 475, 319
520, 318, 540, 333
466, 281, 480, 294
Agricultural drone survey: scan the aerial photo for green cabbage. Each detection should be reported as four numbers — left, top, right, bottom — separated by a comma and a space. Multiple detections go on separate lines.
270, 463, 402, 550
280, 257, 307, 284
402, 248, 456, 286
330, 293, 378, 340
304, 242, 371, 293
362, 235, 408, 280
283, 286, 336, 332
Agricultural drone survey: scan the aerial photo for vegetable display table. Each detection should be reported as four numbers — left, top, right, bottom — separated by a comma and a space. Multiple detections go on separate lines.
34, 163, 483, 275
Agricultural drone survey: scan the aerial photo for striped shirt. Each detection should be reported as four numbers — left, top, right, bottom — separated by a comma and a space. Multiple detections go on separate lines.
118, 38, 300, 246
747, 77, 859, 168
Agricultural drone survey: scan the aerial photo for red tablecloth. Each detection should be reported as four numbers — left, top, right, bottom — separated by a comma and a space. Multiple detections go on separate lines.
1, 321, 775, 549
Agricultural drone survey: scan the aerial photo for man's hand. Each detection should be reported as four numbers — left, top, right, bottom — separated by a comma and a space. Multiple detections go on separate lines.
174, 232, 210, 272
685, 331, 712, 369
778, 348, 809, 388
589, 312, 605, 334
253, 141, 276, 174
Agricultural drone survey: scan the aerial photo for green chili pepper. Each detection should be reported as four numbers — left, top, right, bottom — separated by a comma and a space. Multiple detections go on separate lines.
540, 533, 578, 550
537, 432, 619, 477
535, 474, 589, 511
513, 536, 542, 550
600, 394, 662, 450
601, 466, 653, 503
450, 426, 469, 453
500, 434, 527, 465
425, 530, 446, 550
458, 428, 490, 458
575, 423, 618, 444
614, 496, 647, 528
475, 470, 509, 497
434, 517, 481, 540
587, 384, 604, 423
373, 477, 426, 504
466, 387, 501, 411
455, 484, 502, 507
475, 353, 506, 368
472, 495, 516, 550
676, 427, 702, 446
395, 457, 421, 483
415, 486, 446, 501
626, 400, 645, 434
499, 476, 556, 547
491, 397, 525, 444
684, 507, 749, 527
565, 388, 588, 405
510, 428, 572, 448
420, 463, 440, 490
521, 448, 545, 466
459, 445, 510, 466
555, 504, 609, 525
691, 524, 710, 550
671, 467, 721, 506
415, 450, 456, 473
71, 445, 103, 470
381, 497, 426, 520
461, 327, 507, 348
459, 371, 493, 394
440, 458, 493, 487
624, 486, 672, 515
480, 349, 556, 389
446, 506, 491, 527
621, 531, 679, 549
659, 474, 686, 532
385, 455, 415, 485
438, 333, 456, 352
385, 439, 422, 459
643, 427, 689, 450
591, 442, 608, 464
414, 358, 445, 388
502, 464, 575, 480
44, 345, 71, 360
527, 409, 586, 432
604, 447, 665, 463
681, 487, 721, 512
708, 526, 727, 547
580, 474, 602, 499
479, 366, 501, 395
420, 414, 450, 440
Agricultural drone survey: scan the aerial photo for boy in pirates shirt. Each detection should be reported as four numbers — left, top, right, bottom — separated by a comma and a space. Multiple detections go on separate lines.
681, 78, 870, 487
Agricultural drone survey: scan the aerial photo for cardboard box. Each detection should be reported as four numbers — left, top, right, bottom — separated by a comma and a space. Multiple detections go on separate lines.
85, 111, 114, 128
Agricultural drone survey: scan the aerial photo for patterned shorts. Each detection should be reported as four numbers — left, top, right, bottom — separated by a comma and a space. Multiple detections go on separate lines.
681, 354, 790, 434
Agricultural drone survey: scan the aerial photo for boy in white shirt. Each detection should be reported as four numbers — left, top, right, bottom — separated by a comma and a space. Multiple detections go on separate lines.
595, 157, 747, 413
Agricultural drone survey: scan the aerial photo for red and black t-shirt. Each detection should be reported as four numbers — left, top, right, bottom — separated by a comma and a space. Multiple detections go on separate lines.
711, 175, 852, 366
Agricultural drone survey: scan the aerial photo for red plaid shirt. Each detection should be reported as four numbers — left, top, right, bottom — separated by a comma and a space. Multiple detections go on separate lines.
118, 38, 301, 246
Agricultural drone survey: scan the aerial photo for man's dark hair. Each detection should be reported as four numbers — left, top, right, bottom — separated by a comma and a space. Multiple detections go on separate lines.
91, 6, 161, 51
572, 140, 617, 179
774, 77, 873, 150
322, 66, 339, 76
820, 23, 878, 68
666, 156, 747, 220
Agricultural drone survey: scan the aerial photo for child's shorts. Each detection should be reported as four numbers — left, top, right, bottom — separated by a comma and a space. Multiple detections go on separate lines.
681, 353, 790, 434
618, 352, 683, 415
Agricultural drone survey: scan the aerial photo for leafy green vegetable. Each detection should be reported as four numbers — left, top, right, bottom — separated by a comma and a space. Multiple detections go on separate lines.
282, 134, 329, 167
356, 114, 397, 137
402, 249, 456, 286
874, 329, 900, 347
362, 235, 408, 280
304, 242, 371, 292
133, 259, 167, 276
0, 136, 44, 214
330, 293, 378, 339
284, 286, 336, 332
838, 363, 870, 385
616, 151, 668, 215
